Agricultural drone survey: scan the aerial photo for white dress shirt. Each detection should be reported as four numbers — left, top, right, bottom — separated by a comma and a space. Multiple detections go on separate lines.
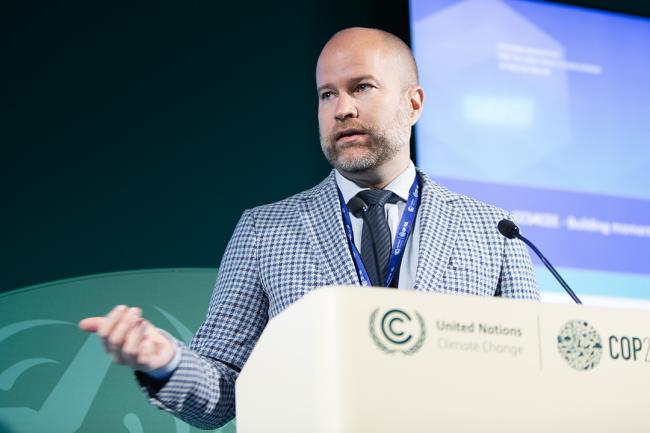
335, 161, 420, 290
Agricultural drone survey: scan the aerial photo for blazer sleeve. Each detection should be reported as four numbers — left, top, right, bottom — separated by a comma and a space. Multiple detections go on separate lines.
135, 209, 269, 429
496, 215, 540, 300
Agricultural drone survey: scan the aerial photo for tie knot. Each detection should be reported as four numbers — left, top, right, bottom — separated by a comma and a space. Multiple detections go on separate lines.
356, 189, 400, 207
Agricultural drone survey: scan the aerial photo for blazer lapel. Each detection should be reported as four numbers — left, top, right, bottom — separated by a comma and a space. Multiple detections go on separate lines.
297, 172, 359, 286
413, 171, 462, 291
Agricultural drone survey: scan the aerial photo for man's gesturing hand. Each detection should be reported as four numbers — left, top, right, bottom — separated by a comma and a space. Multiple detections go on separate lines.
79, 305, 176, 372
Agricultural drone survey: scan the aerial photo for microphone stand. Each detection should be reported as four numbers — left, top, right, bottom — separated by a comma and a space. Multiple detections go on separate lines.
516, 234, 582, 304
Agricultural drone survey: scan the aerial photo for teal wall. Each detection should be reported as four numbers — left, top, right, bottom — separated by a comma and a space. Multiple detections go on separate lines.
0, 269, 231, 432
2, 0, 649, 293
1, 0, 410, 293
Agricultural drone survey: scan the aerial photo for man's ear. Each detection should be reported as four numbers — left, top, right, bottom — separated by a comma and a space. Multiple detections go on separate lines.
408, 86, 424, 125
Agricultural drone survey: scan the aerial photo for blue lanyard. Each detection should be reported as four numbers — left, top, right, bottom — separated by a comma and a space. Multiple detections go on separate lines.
337, 176, 420, 287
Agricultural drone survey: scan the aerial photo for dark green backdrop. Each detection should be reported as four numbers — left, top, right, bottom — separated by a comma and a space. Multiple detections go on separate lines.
3, 0, 649, 293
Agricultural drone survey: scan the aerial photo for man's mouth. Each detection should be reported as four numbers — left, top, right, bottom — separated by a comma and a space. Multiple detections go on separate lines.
335, 129, 367, 143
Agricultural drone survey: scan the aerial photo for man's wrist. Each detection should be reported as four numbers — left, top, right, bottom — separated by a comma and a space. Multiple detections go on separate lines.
142, 344, 181, 380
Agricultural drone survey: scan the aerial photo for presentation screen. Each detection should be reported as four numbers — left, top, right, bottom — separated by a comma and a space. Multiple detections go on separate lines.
410, 0, 650, 308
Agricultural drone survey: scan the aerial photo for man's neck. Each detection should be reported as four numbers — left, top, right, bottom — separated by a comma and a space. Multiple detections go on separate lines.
338, 158, 412, 190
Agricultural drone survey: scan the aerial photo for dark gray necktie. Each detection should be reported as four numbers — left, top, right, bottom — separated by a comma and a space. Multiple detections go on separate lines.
351, 189, 401, 287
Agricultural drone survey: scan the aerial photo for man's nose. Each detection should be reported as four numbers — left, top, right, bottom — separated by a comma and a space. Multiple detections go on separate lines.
334, 93, 358, 121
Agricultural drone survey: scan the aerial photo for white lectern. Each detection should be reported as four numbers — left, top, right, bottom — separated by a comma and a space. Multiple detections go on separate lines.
236, 286, 650, 433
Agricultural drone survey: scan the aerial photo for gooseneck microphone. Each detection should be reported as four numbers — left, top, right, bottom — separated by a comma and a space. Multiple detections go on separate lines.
497, 219, 582, 304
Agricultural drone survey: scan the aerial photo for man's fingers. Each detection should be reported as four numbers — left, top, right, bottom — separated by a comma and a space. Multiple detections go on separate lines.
122, 319, 147, 368
97, 305, 128, 339
78, 305, 171, 371
107, 307, 142, 350
78, 317, 105, 332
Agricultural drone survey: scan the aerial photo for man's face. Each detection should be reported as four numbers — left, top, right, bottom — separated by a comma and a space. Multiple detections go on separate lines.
316, 42, 412, 173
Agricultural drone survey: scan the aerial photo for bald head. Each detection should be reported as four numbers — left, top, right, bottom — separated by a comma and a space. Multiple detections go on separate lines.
318, 27, 419, 88
316, 27, 424, 187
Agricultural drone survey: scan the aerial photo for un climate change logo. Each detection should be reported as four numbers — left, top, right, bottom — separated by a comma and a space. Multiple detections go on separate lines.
557, 320, 603, 371
369, 308, 426, 355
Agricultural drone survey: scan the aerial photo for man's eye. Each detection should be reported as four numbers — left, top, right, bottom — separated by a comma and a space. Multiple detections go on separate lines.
356, 83, 372, 92
320, 91, 334, 101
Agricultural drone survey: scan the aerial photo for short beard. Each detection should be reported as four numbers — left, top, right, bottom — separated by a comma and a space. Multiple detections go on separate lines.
319, 107, 410, 173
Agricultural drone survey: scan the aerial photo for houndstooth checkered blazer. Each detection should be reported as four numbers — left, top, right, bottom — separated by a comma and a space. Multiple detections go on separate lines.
136, 168, 539, 429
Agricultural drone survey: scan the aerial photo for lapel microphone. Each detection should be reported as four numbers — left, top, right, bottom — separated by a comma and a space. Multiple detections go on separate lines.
497, 219, 582, 304
347, 196, 369, 215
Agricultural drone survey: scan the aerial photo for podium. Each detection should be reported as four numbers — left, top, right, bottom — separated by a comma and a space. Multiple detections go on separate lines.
235, 286, 650, 433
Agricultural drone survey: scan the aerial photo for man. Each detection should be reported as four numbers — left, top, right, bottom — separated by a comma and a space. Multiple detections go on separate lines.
79, 27, 539, 429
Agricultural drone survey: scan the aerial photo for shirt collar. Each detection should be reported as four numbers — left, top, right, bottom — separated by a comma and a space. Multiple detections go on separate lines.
335, 161, 416, 205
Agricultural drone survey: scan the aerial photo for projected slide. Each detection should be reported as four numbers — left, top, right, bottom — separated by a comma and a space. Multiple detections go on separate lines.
410, 0, 650, 307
